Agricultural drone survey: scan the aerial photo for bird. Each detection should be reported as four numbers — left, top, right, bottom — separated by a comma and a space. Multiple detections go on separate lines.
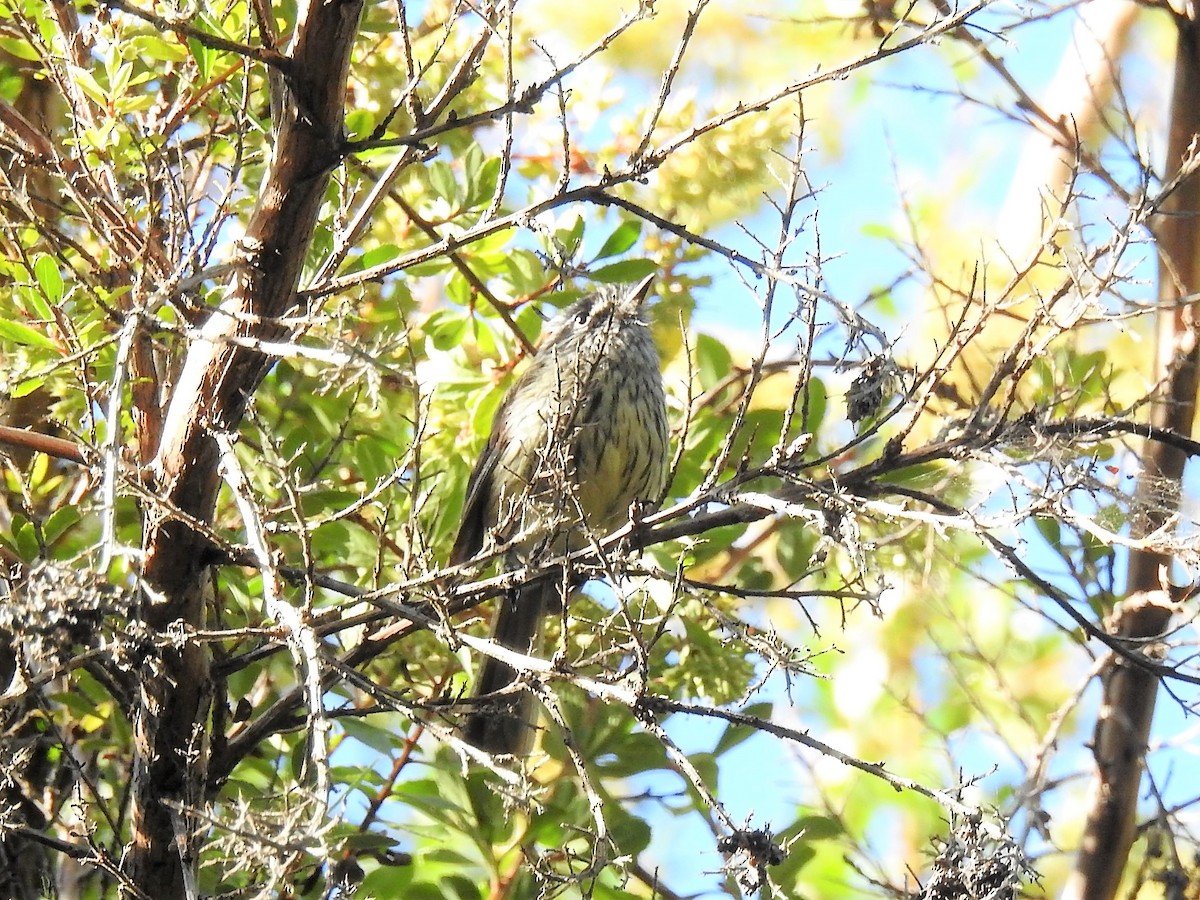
450, 274, 669, 756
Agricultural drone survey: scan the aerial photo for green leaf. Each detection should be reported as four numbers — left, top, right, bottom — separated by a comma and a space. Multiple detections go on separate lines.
861, 222, 898, 240
795, 814, 844, 841
594, 731, 666, 778
713, 702, 773, 754
0, 318, 57, 350
462, 142, 483, 180
776, 523, 814, 580
505, 250, 545, 295
470, 383, 505, 438
606, 804, 652, 855
695, 332, 732, 390
428, 160, 459, 204
42, 506, 82, 547
590, 259, 657, 283
689, 751, 718, 794
19, 283, 52, 321
299, 490, 361, 517
468, 158, 500, 208
445, 271, 471, 306
187, 37, 215, 82
127, 34, 190, 63
108, 60, 133, 100
69, 66, 109, 106
594, 220, 642, 260
405, 254, 453, 277
801, 375, 827, 433
345, 108, 377, 141
34, 255, 64, 303
10, 376, 46, 399
554, 216, 585, 259
1033, 515, 1061, 549
341, 831, 404, 852
359, 243, 401, 270
14, 516, 40, 560
0, 36, 40, 61
425, 310, 471, 351
1082, 529, 1113, 564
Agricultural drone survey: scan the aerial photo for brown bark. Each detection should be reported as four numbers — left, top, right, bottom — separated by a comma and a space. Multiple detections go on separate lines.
124, 2, 365, 895
1062, 12, 1200, 900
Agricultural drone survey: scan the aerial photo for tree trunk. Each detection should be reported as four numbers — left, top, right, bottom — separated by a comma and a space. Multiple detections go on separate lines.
1062, 11, 1200, 900
123, 3, 365, 895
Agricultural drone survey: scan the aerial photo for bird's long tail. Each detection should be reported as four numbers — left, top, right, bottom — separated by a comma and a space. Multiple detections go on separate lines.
463, 579, 550, 755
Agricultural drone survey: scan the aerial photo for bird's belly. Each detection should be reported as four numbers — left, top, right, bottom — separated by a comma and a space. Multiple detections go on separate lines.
576, 395, 656, 529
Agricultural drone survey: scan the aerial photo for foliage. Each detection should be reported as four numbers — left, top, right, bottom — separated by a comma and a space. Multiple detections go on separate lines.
1, 0, 1198, 898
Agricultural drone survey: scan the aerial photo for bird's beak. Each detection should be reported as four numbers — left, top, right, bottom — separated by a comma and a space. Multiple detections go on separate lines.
628, 273, 656, 310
